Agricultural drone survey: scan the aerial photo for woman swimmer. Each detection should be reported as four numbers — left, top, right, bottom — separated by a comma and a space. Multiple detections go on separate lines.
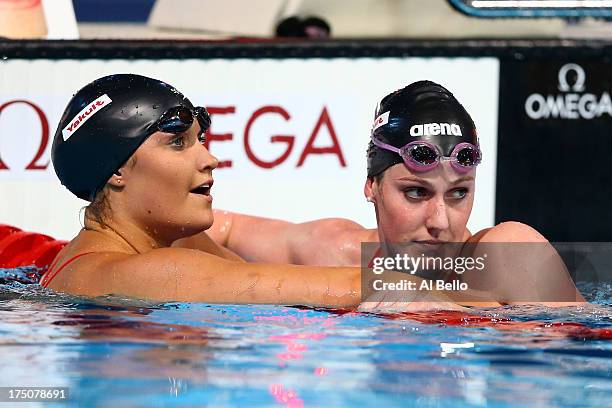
202, 81, 585, 305
41, 74, 462, 309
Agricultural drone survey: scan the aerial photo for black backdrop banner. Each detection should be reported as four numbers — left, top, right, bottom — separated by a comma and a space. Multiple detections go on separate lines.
497, 59, 612, 241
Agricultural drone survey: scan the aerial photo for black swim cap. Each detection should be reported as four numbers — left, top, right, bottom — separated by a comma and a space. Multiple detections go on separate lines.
367, 81, 478, 177
52, 74, 197, 201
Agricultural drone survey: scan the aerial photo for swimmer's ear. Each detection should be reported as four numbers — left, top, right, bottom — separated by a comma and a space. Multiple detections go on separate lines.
107, 171, 124, 188
364, 177, 378, 204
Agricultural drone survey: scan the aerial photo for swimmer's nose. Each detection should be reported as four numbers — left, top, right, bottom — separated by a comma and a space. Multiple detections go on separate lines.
424, 197, 449, 236
198, 144, 219, 172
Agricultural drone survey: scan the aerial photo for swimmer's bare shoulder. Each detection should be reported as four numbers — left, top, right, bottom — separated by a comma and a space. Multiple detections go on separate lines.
477, 221, 547, 243
464, 221, 586, 304
203, 210, 375, 266
47, 238, 363, 306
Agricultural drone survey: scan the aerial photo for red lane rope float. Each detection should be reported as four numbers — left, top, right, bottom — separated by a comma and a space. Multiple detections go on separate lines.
0, 224, 66, 270
384, 310, 612, 341
309, 307, 612, 341
0, 224, 21, 242
10, 240, 67, 269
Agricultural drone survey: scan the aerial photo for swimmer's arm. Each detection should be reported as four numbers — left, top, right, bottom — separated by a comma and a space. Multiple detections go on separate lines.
87, 248, 363, 306
204, 210, 366, 265
205, 210, 295, 263
53, 250, 469, 309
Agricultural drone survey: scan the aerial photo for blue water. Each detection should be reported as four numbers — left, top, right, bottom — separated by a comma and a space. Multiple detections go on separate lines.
0, 268, 610, 407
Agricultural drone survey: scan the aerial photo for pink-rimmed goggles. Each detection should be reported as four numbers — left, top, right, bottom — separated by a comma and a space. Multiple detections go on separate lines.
370, 137, 482, 173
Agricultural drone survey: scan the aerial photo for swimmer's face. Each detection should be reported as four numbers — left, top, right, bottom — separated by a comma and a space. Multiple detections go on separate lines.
118, 120, 218, 240
364, 162, 475, 244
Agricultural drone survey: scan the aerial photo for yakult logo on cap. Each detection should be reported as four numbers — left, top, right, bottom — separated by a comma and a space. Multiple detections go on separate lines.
410, 123, 462, 137
372, 111, 390, 132
62, 94, 112, 141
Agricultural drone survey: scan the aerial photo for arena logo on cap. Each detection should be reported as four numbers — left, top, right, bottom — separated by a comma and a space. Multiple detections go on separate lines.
524, 63, 612, 120
372, 111, 390, 132
410, 123, 462, 137
62, 94, 112, 141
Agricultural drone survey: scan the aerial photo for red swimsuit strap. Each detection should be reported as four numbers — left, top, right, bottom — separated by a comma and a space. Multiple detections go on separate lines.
39, 252, 95, 288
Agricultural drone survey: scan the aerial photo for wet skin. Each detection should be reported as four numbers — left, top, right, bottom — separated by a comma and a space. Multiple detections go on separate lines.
364, 162, 474, 245
204, 161, 585, 304
43, 122, 384, 308
114, 122, 218, 246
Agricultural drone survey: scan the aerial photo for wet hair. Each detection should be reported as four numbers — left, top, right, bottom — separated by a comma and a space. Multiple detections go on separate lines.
85, 188, 111, 227
83, 155, 137, 227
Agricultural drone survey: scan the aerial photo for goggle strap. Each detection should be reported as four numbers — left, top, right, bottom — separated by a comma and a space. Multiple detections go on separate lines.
370, 136, 401, 154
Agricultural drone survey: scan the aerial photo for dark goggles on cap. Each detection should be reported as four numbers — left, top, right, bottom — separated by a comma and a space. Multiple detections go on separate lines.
150, 106, 211, 136
370, 137, 482, 173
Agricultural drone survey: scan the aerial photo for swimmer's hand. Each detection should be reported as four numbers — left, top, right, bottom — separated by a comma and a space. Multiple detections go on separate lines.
357, 296, 467, 313
358, 282, 468, 313
359, 270, 469, 313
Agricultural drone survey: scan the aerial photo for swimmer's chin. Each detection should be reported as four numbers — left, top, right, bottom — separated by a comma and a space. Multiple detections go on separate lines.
178, 220, 214, 238
413, 240, 446, 245
408, 240, 449, 254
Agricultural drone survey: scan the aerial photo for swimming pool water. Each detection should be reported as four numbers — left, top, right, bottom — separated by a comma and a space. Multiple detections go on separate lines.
0, 270, 610, 408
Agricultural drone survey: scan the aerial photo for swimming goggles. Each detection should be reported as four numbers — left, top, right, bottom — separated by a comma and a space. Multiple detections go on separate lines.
150, 106, 211, 136
370, 137, 482, 173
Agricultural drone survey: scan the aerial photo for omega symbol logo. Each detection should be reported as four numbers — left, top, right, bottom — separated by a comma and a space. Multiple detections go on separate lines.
558, 63, 586, 93
0, 100, 50, 170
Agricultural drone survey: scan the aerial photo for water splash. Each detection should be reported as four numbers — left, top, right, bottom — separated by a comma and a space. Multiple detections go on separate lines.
0, 265, 43, 285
